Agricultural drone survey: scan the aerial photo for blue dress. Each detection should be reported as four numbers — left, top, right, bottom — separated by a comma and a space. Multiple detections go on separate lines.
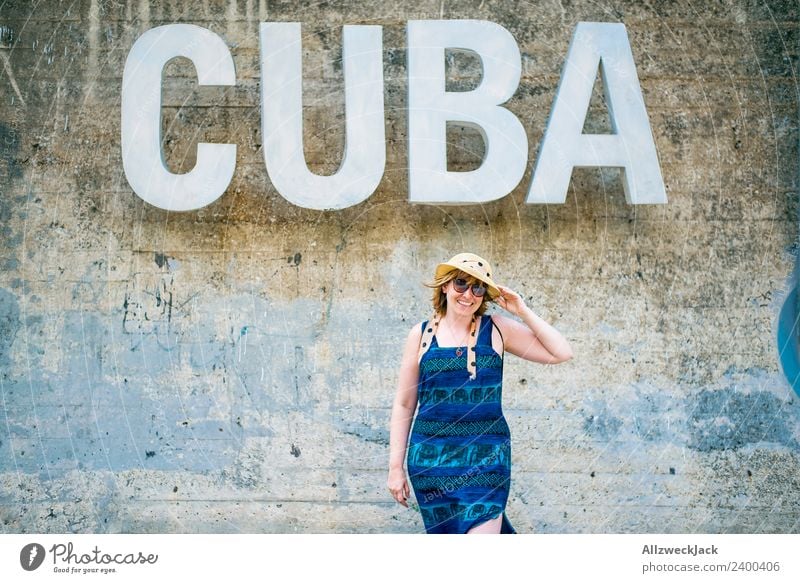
407, 315, 516, 534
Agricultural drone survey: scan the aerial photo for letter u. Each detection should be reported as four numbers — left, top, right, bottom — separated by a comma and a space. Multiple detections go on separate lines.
260, 23, 386, 210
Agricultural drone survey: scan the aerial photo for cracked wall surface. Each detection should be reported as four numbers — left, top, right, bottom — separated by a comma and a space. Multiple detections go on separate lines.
0, 0, 798, 533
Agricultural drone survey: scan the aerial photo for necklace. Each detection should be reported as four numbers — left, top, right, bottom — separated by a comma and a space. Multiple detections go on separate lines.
440, 315, 474, 350
419, 313, 480, 380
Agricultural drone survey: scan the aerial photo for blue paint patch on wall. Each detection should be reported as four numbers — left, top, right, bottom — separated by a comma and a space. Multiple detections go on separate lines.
582, 408, 623, 440
0, 288, 20, 369
688, 388, 799, 452
0, 295, 329, 475
777, 285, 800, 395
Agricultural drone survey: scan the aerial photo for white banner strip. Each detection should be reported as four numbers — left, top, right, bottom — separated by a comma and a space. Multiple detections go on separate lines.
1, 534, 798, 582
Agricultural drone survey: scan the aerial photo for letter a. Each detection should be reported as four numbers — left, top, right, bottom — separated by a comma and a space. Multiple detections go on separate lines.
527, 22, 666, 204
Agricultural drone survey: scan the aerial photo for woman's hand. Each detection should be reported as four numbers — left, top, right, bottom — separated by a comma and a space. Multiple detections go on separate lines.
494, 284, 527, 317
387, 467, 410, 507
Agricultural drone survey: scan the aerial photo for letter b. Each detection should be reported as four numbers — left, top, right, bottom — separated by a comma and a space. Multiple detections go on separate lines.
407, 20, 528, 205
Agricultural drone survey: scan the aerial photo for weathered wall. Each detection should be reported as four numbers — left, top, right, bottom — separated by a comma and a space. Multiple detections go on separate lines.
0, 0, 798, 533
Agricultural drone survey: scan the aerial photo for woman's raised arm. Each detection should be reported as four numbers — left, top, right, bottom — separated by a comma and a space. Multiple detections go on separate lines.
493, 285, 573, 364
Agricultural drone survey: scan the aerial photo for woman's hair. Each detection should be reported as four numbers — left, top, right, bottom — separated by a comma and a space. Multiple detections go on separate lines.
424, 270, 491, 316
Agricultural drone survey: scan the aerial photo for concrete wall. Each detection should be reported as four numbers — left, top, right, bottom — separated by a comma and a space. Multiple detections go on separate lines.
0, 0, 798, 533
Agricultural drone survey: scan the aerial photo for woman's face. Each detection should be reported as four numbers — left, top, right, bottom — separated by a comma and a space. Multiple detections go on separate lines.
443, 272, 484, 317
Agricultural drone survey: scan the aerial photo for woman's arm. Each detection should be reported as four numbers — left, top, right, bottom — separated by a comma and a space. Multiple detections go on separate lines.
387, 324, 422, 506
494, 284, 573, 364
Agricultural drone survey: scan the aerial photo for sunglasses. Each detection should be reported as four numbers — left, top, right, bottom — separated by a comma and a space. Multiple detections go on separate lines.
452, 277, 487, 297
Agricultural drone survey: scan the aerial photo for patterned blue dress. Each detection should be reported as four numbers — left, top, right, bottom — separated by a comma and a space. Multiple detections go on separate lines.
407, 315, 516, 534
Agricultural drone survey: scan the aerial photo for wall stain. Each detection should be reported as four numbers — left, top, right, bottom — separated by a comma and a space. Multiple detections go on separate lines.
583, 412, 623, 440
0, 288, 20, 370
337, 420, 389, 446
0, 122, 22, 185
689, 389, 799, 452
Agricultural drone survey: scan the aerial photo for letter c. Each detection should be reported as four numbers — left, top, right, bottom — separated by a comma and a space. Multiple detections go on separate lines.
121, 24, 236, 211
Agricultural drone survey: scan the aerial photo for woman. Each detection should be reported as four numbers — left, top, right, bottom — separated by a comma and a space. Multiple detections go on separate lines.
388, 252, 573, 533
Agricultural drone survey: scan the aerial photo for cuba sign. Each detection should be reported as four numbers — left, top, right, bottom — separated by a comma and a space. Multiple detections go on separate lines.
121, 20, 666, 211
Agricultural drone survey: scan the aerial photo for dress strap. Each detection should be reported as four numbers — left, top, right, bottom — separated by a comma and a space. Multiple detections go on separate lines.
418, 314, 439, 364
477, 313, 492, 344
485, 315, 504, 358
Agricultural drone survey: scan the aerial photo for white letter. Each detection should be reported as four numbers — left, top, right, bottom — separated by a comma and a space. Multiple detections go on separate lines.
121, 24, 236, 211
260, 23, 385, 210
527, 22, 666, 204
407, 20, 527, 205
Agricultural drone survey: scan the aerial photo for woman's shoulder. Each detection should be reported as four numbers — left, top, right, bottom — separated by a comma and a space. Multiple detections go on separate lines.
487, 313, 511, 323
406, 320, 426, 340
487, 313, 513, 333
400, 321, 425, 357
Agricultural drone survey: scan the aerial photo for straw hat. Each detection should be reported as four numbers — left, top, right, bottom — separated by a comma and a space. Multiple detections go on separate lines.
435, 252, 501, 299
